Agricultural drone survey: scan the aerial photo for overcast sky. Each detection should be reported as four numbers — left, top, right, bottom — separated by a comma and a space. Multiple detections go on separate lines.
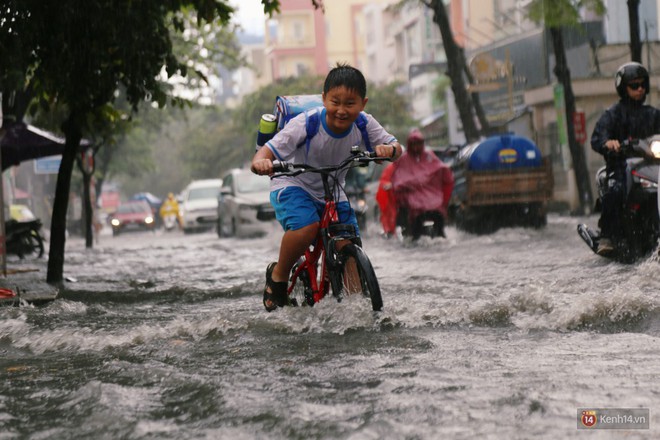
232, 0, 266, 35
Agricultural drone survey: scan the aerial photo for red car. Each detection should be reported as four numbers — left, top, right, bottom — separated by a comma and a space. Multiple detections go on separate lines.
109, 200, 156, 236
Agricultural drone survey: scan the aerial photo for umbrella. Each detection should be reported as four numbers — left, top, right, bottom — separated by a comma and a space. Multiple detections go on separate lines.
0, 122, 90, 171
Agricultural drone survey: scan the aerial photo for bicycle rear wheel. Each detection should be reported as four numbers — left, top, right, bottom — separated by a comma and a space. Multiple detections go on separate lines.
332, 243, 383, 311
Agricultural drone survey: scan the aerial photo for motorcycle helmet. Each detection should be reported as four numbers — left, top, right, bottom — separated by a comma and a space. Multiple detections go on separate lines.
615, 62, 649, 99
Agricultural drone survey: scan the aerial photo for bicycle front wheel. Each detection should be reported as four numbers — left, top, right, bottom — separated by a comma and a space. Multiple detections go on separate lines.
290, 260, 314, 307
31, 231, 45, 258
332, 243, 383, 311
18, 231, 44, 259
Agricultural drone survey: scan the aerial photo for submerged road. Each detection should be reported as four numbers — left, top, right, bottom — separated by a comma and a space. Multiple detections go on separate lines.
1, 215, 658, 439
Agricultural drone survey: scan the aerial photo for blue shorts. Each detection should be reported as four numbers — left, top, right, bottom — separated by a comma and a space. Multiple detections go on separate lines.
271, 186, 359, 233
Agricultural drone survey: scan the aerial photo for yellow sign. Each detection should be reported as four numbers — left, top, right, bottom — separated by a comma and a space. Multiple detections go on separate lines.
498, 148, 518, 164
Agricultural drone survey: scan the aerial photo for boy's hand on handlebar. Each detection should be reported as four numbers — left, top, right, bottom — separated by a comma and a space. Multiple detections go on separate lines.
375, 142, 400, 160
251, 158, 273, 175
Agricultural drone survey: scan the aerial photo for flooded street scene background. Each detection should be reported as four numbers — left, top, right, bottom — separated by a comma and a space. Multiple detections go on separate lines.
1, 215, 658, 439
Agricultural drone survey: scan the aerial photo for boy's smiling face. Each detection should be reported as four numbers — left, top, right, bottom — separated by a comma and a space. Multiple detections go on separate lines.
322, 86, 367, 134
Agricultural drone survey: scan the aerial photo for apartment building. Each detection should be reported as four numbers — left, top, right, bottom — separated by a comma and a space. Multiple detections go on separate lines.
364, 2, 445, 123
263, 0, 394, 81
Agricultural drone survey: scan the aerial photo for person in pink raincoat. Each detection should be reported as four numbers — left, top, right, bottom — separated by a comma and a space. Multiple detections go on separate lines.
391, 129, 454, 239
375, 162, 397, 237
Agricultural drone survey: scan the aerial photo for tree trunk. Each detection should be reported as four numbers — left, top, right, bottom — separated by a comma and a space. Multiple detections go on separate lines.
75, 149, 96, 249
549, 27, 593, 214
95, 137, 116, 203
463, 64, 492, 135
628, 0, 642, 63
429, 0, 481, 142
82, 169, 93, 248
47, 111, 81, 284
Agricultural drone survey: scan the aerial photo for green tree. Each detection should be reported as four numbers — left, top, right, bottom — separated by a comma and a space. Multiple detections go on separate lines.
0, 0, 317, 283
168, 9, 244, 103
364, 80, 417, 143
1, 0, 238, 284
529, 0, 605, 215
182, 106, 246, 178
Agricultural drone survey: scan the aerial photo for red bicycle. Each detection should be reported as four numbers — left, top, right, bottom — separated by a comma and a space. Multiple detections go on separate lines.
271, 148, 386, 311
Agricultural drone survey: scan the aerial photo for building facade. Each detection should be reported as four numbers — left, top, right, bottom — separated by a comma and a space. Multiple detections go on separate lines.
263, 0, 328, 81
239, 0, 660, 211
262, 0, 398, 81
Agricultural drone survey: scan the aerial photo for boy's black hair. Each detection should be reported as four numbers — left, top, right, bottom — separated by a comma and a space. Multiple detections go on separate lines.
323, 63, 367, 99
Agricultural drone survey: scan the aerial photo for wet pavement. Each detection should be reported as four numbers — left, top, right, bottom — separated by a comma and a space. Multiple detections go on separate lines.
1, 215, 658, 439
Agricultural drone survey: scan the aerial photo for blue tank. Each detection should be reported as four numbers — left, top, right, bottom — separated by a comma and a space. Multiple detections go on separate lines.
460, 134, 543, 171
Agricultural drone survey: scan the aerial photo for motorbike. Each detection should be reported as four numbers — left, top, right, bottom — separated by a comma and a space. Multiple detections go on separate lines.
577, 135, 660, 263
159, 201, 180, 232
396, 207, 446, 240
162, 213, 178, 231
5, 218, 45, 259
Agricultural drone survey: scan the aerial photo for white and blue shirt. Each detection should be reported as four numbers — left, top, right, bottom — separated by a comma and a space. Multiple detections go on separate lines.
264, 107, 396, 202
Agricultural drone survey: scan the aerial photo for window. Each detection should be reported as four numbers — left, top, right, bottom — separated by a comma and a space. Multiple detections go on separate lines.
293, 21, 304, 41
405, 22, 419, 59
268, 20, 278, 44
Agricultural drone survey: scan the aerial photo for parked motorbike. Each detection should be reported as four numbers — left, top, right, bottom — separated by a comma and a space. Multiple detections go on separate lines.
5, 218, 45, 259
577, 135, 660, 263
396, 207, 446, 240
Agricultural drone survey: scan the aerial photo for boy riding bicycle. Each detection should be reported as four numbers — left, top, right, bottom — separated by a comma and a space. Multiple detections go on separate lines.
251, 63, 401, 311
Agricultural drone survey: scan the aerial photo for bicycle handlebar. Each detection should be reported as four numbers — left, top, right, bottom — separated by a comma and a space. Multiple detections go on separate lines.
271, 148, 386, 178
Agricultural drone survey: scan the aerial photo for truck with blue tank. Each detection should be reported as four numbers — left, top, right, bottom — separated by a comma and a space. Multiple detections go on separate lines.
448, 133, 553, 233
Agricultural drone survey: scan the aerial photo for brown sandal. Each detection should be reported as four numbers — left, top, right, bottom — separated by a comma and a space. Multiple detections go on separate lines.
263, 262, 288, 312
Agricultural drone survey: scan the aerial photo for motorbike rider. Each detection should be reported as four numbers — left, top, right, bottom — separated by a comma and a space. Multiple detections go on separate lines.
591, 62, 660, 255
391, 128, 454, 240
159, 192, 181, 228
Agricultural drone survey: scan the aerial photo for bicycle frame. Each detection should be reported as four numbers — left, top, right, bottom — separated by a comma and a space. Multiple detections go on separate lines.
288, 199, 337, 304
278, 149, 377, 305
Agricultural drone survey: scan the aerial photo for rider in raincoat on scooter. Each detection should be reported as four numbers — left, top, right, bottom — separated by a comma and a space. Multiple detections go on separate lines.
391, 129, 454, 240
591, 62, 660, 255
159, 193, 181, 230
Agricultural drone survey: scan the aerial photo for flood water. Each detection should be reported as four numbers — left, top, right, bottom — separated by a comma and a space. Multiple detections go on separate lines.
1, 215, 658, 439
